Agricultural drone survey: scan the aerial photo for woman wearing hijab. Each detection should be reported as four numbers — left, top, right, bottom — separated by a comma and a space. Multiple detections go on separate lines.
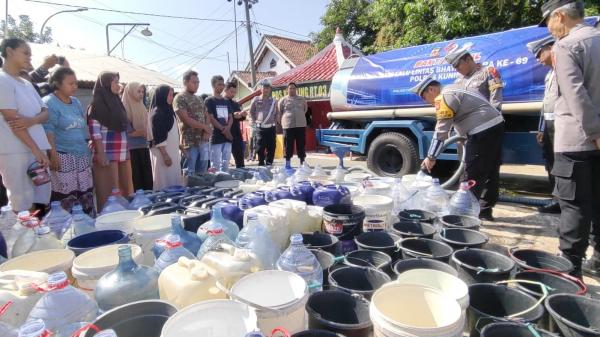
122, 82, 153, 191
88, 71, 133, 210
149, 85, 183, 190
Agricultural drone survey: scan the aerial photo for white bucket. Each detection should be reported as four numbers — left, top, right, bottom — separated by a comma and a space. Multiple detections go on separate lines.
230, 270, 308, 335
71, 244, 144, 298
161, 299, 258, 337
370, 283, 465, 337
393, 269, 469, 311
344, 172, 371, 183
363, 181, 392, 197
353, 195, 394, 232
131, 214, 173, 265
0, 249, 74, 276
95, 210, 143, 234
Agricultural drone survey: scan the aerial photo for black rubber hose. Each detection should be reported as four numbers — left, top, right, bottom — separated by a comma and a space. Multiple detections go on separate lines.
499, 195, 552, 206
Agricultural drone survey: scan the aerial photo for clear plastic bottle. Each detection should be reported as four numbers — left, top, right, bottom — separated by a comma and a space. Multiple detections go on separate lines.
129, 189, 152, 210
100, 196, 127, 215
276, 233, 323, 293
391, 178, 413, 214
27, 225, 64, 253
154, 234, 196, 273
0, 205, 18, 258
61, 205, 95, 244
448, 181, 481, 217
27, 272, 98, 334
17, 319, 46, 337
152, 215, 202, 257
236, 213, 280, 269
95, 245, 160, 312
42, 201, 72, 239
197, 204, 239, 242
11, 214, 41, 258
422, 178, 450, 215
110, 188, 130, 209
196, 225, 236, 260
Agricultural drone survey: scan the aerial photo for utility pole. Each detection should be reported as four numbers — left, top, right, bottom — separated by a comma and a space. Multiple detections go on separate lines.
233, 1, 239, 70
244, 0, 257, 87
4, 0, 8, 38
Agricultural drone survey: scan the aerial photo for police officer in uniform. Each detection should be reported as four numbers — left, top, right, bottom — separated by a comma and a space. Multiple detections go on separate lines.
540, 0, 600, 278
527, 36, 561, 214
413, 75, 505, 221
445, 48, 503, 111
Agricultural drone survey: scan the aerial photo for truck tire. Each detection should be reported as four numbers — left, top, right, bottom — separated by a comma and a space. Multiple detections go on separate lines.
367, 132, 418, 177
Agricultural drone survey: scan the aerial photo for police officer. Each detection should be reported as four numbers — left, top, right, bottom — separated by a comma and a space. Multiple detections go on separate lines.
540, 0, 600, 278
445, 48, 503, 111
413, 75, 505, 221
527, 35, 561, 214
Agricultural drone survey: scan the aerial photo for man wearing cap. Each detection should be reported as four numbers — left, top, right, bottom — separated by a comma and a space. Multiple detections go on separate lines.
249, 79, 279, 166
445, 48, 503, 112
540, 0, 600, 278
527, 36, 561, 214
414, 75, 504, 221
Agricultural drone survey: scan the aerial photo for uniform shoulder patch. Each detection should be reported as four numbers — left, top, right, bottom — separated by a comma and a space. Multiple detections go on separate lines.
487, 66, 501, 79
434, 94, 455, 120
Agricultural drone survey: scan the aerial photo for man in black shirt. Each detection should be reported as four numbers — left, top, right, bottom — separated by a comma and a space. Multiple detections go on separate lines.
204, 75, 233, 172
223, 81, 247, 168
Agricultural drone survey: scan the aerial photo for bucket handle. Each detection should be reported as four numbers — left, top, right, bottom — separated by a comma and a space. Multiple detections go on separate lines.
69, 323, 100, 337
507, 246, 527, 265
271, 327, 291, 337
495, 280, 548, 319
343, 255, 387, 270
395, 242, 434, 258
452, 255, 501, 274
526, 323, 544, 337
214, 277, 287, 313
475, 318, 544, 337
524, 268, 588, 295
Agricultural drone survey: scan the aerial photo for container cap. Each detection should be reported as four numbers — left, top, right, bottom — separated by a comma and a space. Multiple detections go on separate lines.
290, 233, 303, 245
47, 271, 68, 287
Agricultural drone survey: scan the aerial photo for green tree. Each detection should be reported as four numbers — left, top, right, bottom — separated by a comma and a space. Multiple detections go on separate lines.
1, 14, 53, 43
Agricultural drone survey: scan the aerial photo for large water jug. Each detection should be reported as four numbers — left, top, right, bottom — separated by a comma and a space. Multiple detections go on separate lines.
129, 190, 152, 210
276, 233, 323, 293
100, 196, 127, 215
110, 188, 130, 209
152, 215, 202, 257
11, 214, 40, 258
242, 205, 289, 252
268, 199, 319, 234
200, 246, 262, 289
197, 204, 239, 242
236, 213, 280, 269
448, 180, 481, 217
0, 206, 18, 258
154, 234, 196, 273
0, 270, 47, 328
421, 178, 450, 215
42, 202, 72, 239
95, 245, 160, 312
61, 205, 95, 244
196, 225, 236, 259
27, 272, 98, 335
26, 226, 63, 253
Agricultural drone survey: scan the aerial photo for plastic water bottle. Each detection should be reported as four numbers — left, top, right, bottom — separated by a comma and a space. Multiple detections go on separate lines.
62, 205, 95, 244
448, 180, 481, 217
129, 190, 152, 210
110, 188, 130, 209
42, 201, 72, 239
17, 319, 46, 337
422, 178, 450, 215
27, 225, 64, 253
276, 233, 323, 293
0, 206, 18, 258
391, 178, 413, 213
100, 196, 127, 215
11, 214, 40, 257
236, 213, 280, 269
197, 204, 239, 242
27, 272, 98, 335
152, 215, 202, 257
154, 234, 196, 273
196, 225, 236, 260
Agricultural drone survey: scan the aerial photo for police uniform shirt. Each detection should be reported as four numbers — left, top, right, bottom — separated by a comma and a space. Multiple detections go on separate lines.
278, 95, 308, 129
539, 69, 558, 132
455, 65, 503, 111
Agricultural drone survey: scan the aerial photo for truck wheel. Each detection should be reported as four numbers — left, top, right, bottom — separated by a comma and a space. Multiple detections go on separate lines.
367, 132, 418, 177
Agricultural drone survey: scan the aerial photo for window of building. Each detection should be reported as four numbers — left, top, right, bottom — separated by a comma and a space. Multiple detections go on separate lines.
270, 58, 277, 69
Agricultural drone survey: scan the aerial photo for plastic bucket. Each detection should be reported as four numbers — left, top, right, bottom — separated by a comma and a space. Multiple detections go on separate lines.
353, 195, 393, 232
66, 230, 129, 256
355, 231, 402, 261
467, 283, 545, 337
302, 232, 342, 256
95, 210, 142, 234
328, 266, 391, 300
344, 250, 393, 276
398, 238, 454, 262
161, 300, 257, 337
292, 330, 343, 337
393, 257, 458, 277
398, 209, 437, 224
322, 204, 365, 254
310, 249, 337, 287
370, 283, 465, 337
83, 300, 177, 337
439, 228, 489, 250
72, 244, 144, 298
509, 248, 574, 274
306, 290, 372, 337
0, 249, 74, 276
230, 270, 308, 335
450, 248, 515, 285
440, 215, 481, 230
545, 294, 600, 337
391, 220, 436, 239
131, 214, 173, 265
480, 322, 558, 337
393, 269, 469, 311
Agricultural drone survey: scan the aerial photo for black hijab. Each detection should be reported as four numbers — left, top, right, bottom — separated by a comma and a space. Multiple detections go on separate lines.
88, 71, 128, 131
150, 85, 175, 146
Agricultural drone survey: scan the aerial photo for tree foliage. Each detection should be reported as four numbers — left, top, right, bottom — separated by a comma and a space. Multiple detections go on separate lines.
1, 15, 53, 43
313, 0, 600, 54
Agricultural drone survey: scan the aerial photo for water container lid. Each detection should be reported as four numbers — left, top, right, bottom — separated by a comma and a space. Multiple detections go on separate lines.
72, 204, 83, 211
18, 319, 47, 337
107, 195, 117, 201
50, 201, 61, 207
17, 211, 30, 219
290, 233, 303, 245
208, 228, 224, 235
111, 188, 121, 194
47, 271, 68, 288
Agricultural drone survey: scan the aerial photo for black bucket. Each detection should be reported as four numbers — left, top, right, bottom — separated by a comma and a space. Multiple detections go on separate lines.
390, 220, 436, 239
343, 250, 393, 276
481, 322, 559, 337
451, 248, 515, 285
393, 257, 458, 277
306, 290, 372, 337
310, 249, 338, 287
545, 294, 600, 337
397, 237, 453, 262
354, 231, 402, 261
292, 330, 344, 337
328, 266, 391, 300
440, 214, 481, 230
439, 228, 489, 250
467, 283, 545, 337
398, 209, 437, 223
509, 248, 574, 274
322, 204, 365, 254
303, 231, 342, 256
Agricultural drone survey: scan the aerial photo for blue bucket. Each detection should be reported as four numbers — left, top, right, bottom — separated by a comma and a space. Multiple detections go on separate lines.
67, 230, 129, 256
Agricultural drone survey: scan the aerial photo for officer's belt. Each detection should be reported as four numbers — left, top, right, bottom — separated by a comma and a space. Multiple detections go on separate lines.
468, 115, 504, 136
544, 113, 555, 121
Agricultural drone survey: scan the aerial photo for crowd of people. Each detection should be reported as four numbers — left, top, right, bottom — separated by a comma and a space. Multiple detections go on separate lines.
0, 37, 309, 214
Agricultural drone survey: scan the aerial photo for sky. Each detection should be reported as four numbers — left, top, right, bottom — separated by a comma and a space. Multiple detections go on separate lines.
4, 0, 330, 93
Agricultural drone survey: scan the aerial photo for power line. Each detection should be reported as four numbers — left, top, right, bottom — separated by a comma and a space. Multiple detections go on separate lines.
254, 22, 310, 39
